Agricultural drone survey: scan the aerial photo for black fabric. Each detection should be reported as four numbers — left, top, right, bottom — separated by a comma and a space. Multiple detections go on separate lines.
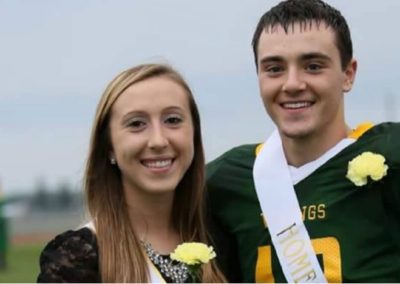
37, 227, 100, 283
37, 227, 189, 283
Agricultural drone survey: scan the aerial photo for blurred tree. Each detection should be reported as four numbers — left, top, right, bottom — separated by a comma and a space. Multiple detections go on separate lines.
55, 181, 74, 210
30, 178, 50, 210
0, 181, 8, 270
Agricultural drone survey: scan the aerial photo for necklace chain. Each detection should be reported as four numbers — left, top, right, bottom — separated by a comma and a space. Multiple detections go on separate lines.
141, 241, 189, 283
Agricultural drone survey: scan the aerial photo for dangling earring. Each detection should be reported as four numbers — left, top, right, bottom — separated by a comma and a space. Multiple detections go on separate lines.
110, 158, 116, 165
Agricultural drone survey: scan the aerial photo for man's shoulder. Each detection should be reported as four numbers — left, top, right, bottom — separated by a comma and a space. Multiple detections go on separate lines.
210, 143, 260, 161
358, 122, 400, 147
355, 122, 400, 165
360, 122, 400, 138
206, 143, 262, 210
207, 143, 259, 172
207, 144, 259, 180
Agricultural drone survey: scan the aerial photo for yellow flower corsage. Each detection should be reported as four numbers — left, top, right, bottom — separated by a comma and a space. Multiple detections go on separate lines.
170, 242, 216, 282
346, 151, 388, 186
170, 242, 216, 265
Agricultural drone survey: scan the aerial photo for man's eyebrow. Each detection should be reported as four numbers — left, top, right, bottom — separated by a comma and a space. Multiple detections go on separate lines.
259, 52, 332, 65
259, 55, 284, 65
300, 52, 332, 61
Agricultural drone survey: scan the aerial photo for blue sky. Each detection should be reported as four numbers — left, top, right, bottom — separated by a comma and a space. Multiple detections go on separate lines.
1, 0, 399, 194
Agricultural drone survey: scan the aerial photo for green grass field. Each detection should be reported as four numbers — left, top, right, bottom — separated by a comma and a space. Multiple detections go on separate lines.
0, 244, 44, 283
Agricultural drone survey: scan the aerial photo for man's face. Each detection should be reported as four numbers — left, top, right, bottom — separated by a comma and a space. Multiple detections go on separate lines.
256, 22, 356, 142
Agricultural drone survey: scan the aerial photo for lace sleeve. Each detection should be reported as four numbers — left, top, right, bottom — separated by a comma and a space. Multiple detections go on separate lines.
37, 227, 100, 283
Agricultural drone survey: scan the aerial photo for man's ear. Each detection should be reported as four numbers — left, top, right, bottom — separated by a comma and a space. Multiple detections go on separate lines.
343, 59, 357, 93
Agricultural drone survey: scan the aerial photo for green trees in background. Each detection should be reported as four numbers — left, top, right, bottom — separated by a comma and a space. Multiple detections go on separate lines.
0, 193, 8, 270
30, 179, 84, 211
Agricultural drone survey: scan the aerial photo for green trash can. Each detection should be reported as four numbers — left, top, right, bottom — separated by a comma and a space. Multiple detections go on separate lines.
0, 197, 8, 270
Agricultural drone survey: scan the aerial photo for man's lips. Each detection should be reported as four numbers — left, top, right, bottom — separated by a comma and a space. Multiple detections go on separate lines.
280, 101, 315, 109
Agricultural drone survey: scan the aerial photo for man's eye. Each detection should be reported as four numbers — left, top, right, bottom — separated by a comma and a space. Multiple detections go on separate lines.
306, 63, 322, 71
266, 65, 283, 73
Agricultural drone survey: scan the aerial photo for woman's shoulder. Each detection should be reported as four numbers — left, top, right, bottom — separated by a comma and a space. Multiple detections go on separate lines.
44, 226, 97, 251
37, 227, 100, 283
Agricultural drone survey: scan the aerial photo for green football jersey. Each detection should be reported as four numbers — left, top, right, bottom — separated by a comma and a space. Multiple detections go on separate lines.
207, 122, 400, 283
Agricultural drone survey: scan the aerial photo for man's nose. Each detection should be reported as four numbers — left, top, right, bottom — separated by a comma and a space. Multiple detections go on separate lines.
282, 67, 306, 94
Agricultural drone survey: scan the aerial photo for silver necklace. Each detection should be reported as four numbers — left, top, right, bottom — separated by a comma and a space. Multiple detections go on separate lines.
141, 241, 189, 283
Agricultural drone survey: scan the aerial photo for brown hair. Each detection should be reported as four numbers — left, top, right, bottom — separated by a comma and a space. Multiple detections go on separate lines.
84, 63, 225, 282
252, 0, 353, 70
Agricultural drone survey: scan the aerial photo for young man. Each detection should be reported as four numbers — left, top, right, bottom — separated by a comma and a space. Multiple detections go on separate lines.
207, 0, 400, 282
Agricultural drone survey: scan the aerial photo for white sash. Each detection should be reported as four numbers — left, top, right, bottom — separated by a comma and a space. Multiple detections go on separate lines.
147, 257, 167, 283
253, 130, 326, 283
288, 138, 355, 185
83, 221, 166, 283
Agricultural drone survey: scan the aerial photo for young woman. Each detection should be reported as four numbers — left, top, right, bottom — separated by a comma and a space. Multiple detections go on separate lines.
37, 63, 226, 283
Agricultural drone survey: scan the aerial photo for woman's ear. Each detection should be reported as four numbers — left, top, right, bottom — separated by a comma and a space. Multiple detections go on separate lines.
109, 152, 116, 165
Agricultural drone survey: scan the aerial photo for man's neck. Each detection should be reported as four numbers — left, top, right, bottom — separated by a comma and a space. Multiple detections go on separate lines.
281, 126, 351, 167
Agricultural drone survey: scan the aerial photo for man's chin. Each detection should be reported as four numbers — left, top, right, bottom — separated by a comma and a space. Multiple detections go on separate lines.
279, 126, 313, 140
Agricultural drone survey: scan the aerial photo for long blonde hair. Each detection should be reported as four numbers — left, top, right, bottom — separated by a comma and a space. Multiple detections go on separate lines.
84, 63, 226, 282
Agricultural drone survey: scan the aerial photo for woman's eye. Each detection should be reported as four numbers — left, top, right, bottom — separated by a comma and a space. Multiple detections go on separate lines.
128, 119, 146, 129
165, 115, 183, 125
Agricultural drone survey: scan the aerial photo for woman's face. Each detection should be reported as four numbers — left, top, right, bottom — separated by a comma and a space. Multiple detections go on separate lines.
108, 76, 194, 197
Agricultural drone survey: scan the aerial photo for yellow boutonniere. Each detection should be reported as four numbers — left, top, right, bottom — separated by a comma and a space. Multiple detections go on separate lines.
346, 151, 388, 186
170, 242, 216, 282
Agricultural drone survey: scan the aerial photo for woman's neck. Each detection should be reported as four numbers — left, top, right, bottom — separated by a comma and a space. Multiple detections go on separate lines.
124, 188, 180, 254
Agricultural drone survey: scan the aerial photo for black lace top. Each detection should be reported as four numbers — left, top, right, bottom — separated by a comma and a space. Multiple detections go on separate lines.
37, 228, 185, 283
37, 228, 100, 283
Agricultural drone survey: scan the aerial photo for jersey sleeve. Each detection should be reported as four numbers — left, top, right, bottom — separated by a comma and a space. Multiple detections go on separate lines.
380, 123, 400, 249
206, 144, 259, 282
